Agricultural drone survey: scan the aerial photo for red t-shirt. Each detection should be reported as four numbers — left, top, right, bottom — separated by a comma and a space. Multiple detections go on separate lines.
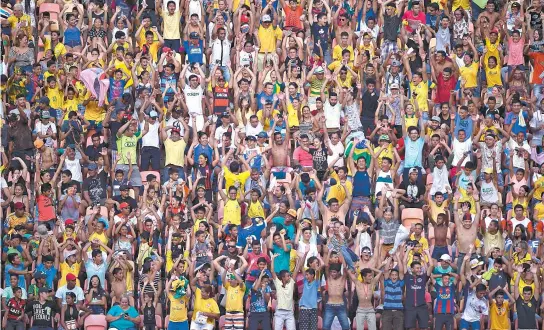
293, 147, 313, 167
402, 11, 426, 33
36, 194, 55, 221
435, 72, 457, 104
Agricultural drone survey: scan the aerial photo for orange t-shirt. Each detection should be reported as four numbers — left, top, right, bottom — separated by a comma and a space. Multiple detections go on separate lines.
530, 52, 544, 85
283, 5, 303, 29
37, 194, 55, 221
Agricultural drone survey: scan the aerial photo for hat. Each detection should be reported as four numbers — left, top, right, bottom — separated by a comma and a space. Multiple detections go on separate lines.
38, 287, 50, 294
391, 60, 401, 67
315, 66, 325, 74
119, 202, 130, 209
379, 134, 390, 141
119, 185, 130, 191
409, 167, 419, 174
33, 136, 45, 149
39, 96, 50, 105
246, 135, 257, 141
430, 116, 440, 122
41, 110, 51, 119
511, 1, 520, 7
87, 163, 98, 170
361, 246, 372, 252
257, 131, 268, 138
262, 14, 272, 22
36, 224, 49, 237
287, 209, 297, 218
65, 219, 75, 226
439, 254, 452, 262
66, 273, 77, 281
490, 28, 499, 34
484, 167, 493, 174
34, 271, 46, 280
390, 83, 399, 89
13, 201, 24, 209
171, 128, 181, 135
149, 110, 158, 118
470, 259, 484, 269
189, 32, 199, 39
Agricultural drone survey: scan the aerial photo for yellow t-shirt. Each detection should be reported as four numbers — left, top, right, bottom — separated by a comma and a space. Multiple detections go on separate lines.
63, 97, 78, 113
164, 139, 186, 167
534, 203, 544, 221
257, 109, 280, 131
286, 103, 300, 127
534, 177, 544, 201
484, 37, 501, 65
43, 38, 67, 59
248, 200, 265, 219
258, 25, 283, 53
326, 171, 353, 204
223, 166, 250, 197
138, 28, 158, 49
223, 199, 241, 226
224, 282, 245, 312
168, 294, 189, 322
83, 98, 104, 121
485, 66, 502, 87
409, 81, 431, 112
452, 0, 470, 10
58, 261, 81, 287
489, 300, 510, 330
193, 288, 220, 324
162, 10, 181, 40
373, 145, 394, 166
46, 86, 64, 110
8, 14, 32, 39
88, 232, 108, 251
333, 45, 354, 62
460, 62, 479, 88
404, 114, 418, 131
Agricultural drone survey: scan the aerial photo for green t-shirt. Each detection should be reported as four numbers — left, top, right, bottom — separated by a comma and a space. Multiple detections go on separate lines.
116, 132, 142, 165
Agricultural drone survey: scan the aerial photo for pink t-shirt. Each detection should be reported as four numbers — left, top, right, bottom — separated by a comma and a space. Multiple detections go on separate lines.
402, 11, 426, 33
508, 39, 524, 66
293, 147, 314, 167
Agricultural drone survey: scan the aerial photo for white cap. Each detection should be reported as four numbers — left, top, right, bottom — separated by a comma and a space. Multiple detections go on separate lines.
439, 254, 451, 262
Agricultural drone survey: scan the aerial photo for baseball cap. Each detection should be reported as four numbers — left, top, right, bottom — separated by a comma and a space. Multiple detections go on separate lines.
34, 271, 46, 280
409, 167, 419, 174
470, 259, 484, 269
431, 116, 441, 122
262, 14, 272, 22
34, 139, 44, 149
39, 96, 50, 105
66, 273, 77, 281
315, 66, 325, 74
189, 32, 199, 39
41, 110, 51, 119
439, 254, 452, 262
379, 134, 390, 141
390, 83, 399, 89
287, 209, 297, 218
484, 167, 493, 174
171, 128, 181, 134
246, 135, 257, 141
119, 185, 130, 191
257, 131, 268, 138
391, 60, 401, 67
38, 287, 50, 294
14, 202, 24, 209
87, 163, 98, 170
119, 202, 130, 209
149, 110, 159, 118
65, 219, 75, 226
98, 217, 109, 229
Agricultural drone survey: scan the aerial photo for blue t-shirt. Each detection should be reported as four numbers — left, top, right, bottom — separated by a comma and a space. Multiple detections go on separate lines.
250, 285, 272, 313
193, 144, 213, 165
404, 136, 425, 168
505, 111, 529, 136
299, 278, 319, 308
271, 217, 295, 239
271, 244, 291, 273
35, 263, 57, 289
236, 221, 265, 249
5, 263, 26, 289
256, 91, 274, 110
183, 40, 204, 64
454, 115, 474, 138
107, 305, 140, 330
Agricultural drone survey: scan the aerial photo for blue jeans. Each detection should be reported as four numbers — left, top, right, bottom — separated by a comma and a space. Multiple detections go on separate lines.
340, 245, 358, 271
323, 303, 351, 330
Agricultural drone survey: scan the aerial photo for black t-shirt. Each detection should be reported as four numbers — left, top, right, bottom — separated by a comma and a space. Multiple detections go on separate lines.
311, 22, 330, 52
361, 90, 380, 120
26, 300, 57, 327
108, 121, 123, 151
84, 144, 104, 162
516, 297, 538, 329
399, 179, 425, 201
530, 10, 543, 30
309, 146, 328, 172
82, 174, 108, 203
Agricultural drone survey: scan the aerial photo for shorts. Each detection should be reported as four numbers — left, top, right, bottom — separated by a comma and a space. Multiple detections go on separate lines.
65, 39, 82, 47
168, 320, 189, 330
459, 318, 481, 330
404, 305, 429, 329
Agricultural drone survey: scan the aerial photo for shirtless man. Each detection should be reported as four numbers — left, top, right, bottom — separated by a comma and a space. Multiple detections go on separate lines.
317, 181, 352, 230
453, 194, 481, 270
477, 1, 500, 30
323, 262, 351, 330
348, 262, 386, 330
109, 254, 135, 306
35, 141, 56, 172
268, 117, 292, 178
427, 212, 452, 261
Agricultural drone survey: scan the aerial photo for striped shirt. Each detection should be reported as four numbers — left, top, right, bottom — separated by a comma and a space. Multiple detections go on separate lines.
434, 283, 455, 314
383, 279, 404, 310
378, 218, 400, 245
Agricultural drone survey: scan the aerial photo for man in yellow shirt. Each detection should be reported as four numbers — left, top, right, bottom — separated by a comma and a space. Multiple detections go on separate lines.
160, 0, 182, 50
223, 272, 245, 330
256, 15, 283, 70
142, 28, 164, 64
7, 4, 32, 41
167, 278, 189, 328
403, 51, 434, 126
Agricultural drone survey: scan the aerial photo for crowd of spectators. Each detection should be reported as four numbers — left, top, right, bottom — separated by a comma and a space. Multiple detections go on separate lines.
2, 0, 544, 329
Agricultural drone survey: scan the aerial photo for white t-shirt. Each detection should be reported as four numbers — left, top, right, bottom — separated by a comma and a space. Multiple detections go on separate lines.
245, 122, 263, 137
55, 285, 85, 305
140, 121, 160, 148
34, 121, 57, 147
64, 158, 83, 182
0, 177, 7, 203
328, 141, 345, 167
508, 138, 531, 169
214, 124, 236, 148
452, 137, 472, 167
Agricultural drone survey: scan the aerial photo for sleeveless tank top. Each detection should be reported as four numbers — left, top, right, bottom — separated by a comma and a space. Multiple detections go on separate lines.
353, 170, 371, 197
